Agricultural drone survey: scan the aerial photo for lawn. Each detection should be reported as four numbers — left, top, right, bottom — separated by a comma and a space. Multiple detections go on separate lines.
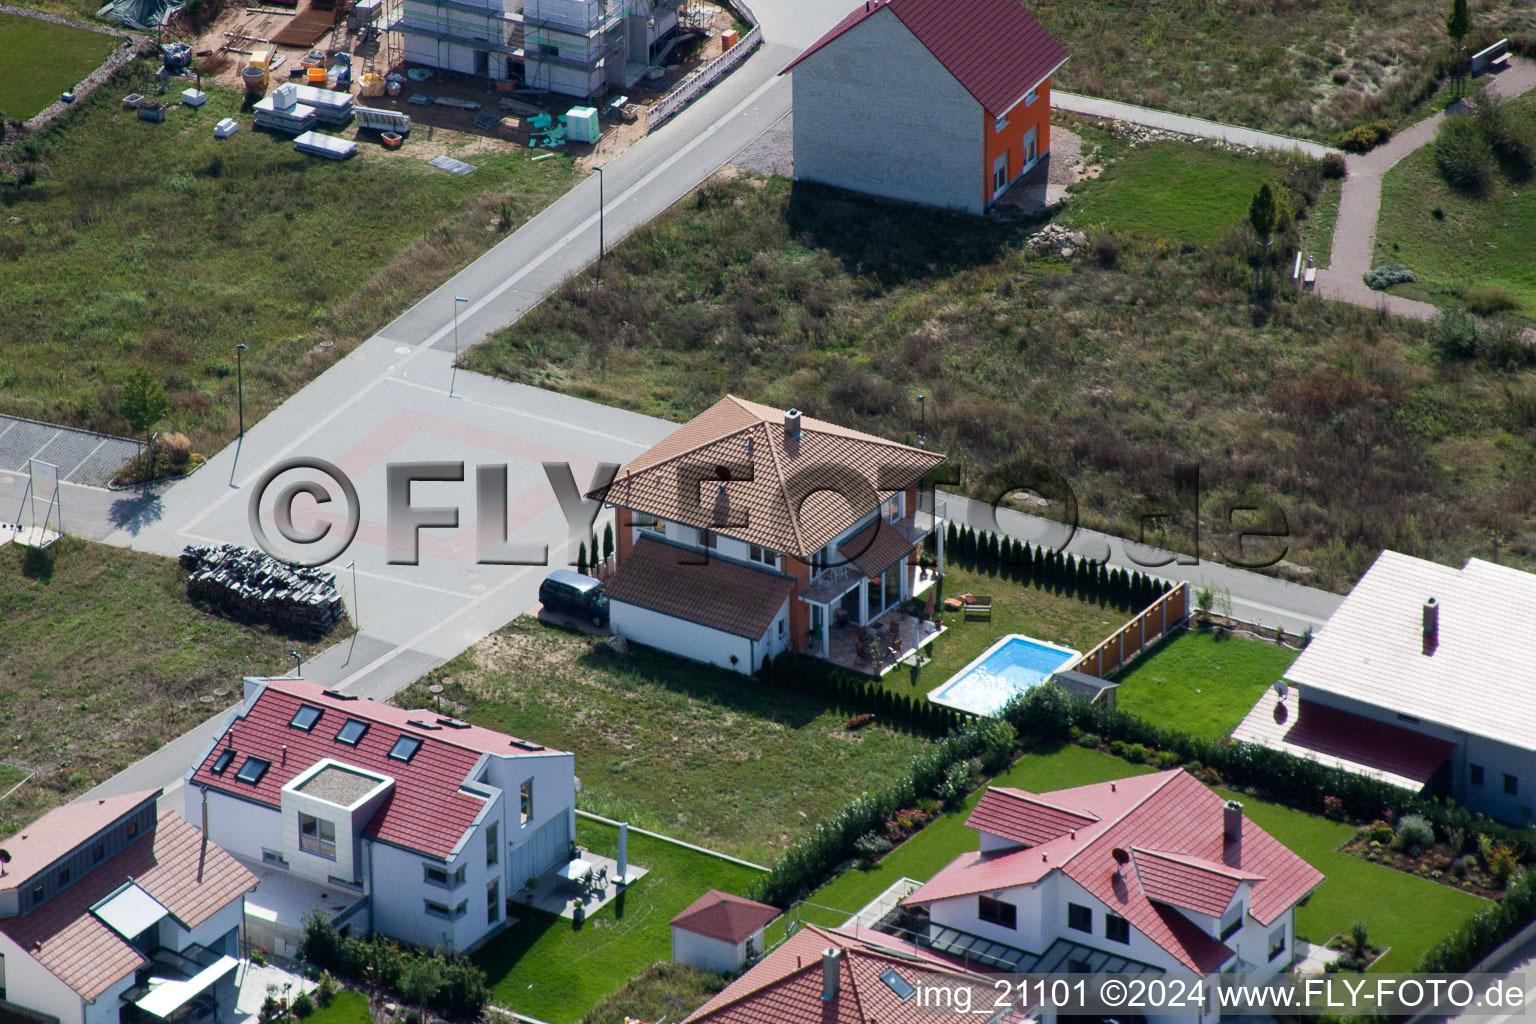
394, 618, 931, 863
576, 963, 728, 1024
0, 65, 578, 454
1028, 0, 1535, 142
1064, 144, 1279, 247
466, 171, 1536, 592
0, 537, 327, 836
473, 819, 761, 1024
890, 565, 1127, 702
1110, 628, 1298, 740
303, 991, 370, 1024
797, 744, 1483, 974
1374, 94, 1536, 320
0, 13, 119, 122
0, 762, 29, 799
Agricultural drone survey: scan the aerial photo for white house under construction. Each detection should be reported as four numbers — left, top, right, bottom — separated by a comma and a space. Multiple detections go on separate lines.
390, 0, 688, 98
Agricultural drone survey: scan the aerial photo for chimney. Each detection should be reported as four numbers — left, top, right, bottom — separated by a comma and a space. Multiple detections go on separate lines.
1223, 800, 1244, 842
1423, 597, 1439, 655
821, 947, 842, 1002
785, 408, 803, 441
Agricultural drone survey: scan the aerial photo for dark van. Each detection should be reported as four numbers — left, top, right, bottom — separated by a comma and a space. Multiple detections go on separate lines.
539, 569, 610, 626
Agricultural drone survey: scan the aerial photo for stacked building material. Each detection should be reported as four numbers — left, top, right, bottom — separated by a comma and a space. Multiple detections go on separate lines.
354, 106, 411, 133
293, 130, 357, 159
291, 84, 355, 127
180, 543, 345, 635
253, 84, 317, 133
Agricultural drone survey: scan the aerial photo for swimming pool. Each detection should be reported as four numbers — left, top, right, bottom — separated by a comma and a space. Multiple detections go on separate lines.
928, 634, 1083, 717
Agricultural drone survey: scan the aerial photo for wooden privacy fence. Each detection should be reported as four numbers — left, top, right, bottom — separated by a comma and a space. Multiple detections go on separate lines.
646, 23, 762, 130
1075, 581, 1190, 679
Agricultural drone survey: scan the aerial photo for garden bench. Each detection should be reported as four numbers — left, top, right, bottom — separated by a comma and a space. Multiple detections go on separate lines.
963, 595, 993, 620
1472, 39, 1509, 75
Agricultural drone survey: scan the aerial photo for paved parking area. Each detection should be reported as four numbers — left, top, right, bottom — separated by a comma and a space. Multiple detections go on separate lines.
0, 414, 138, 488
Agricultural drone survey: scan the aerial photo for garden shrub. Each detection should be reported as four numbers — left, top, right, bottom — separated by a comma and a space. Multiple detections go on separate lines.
1320, 152, 1347, 179
1470, 82, 1535, 178
1434, 115, 1497, 195
1432, 307, 1536, 369
291, 993, 315, 1019
1363, 264, 1418, 290
1122, 743, 1149, 764
937, 757, 983, 808
1077, 733, 1101, 749
1394, 814, 1434, 855
302, 912, 489, 1018
1418, 868, 1536, 972
1340, 120, 1394, 153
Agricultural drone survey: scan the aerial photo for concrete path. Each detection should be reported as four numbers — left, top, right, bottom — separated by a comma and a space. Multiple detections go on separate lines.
940, 492, 1343, 634
1052, 91, 1342, 158
1317, 58, 1536, 322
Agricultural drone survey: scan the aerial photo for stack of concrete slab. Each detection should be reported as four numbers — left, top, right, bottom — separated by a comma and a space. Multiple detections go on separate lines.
292, 84, 355, 127
253, 83, 317, 134
294, 130, 358, 160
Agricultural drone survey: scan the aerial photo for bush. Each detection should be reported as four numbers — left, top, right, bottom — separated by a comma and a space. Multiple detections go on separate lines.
1418, 868, 1536, 972
853, 831, 893, 861
937, 757, 982, 808
1470, 82, 1535, 178
1000, 681, 1073, 740
1121, 743, 1149, 764
1466, 285, 1519, 316
292, 993, 315, 1019
1363, 263, 1417, 290
1076, 732, 1100, 749
1394, 814, 1434, 855
1091, 232, 1121, 269
1340, 120, 1394, 153
315, 974, 338, 1007
1432, 307, 1536, 368
1365, 820, 1395, 845
1320, 152, 1347, 179
1434, 115, 1497, 195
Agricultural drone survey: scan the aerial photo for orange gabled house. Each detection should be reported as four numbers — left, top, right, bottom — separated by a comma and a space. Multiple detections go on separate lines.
782, 0, 1070, 214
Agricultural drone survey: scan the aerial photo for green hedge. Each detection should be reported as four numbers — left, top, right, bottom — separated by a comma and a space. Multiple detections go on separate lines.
1417, 867, 1536, 972
747, 715, 1018, 906
302, 913, 489, 1019
943, 521, 1172, 611
759, 651, 968, 734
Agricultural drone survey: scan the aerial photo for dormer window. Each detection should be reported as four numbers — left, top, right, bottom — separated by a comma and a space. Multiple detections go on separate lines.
235, 757, 270, 785
290, 705, 323, 731
335, 719, 369, 746
212, 749, 235, 774
389, 735, 423, 762
1220, 902, 1244, 941
699, 529, 717, 549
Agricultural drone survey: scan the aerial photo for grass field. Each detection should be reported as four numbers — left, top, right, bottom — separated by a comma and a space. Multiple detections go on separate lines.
466, 172, 1536, 591
576, 964, 727, 1024
395, 619, 930, 863
799, 745, 1483, 973
1028, 0, 1535, 142
0, 65, 578, 454
0, 13, 119, 121
1064, 144, 1278, 246
1374, 96, 1536, 319
474, 820, 761, 1023
302, 991, 370, 1024
0, 762, 30, 799
0, 537, 327, 836
1110, 629, 1298, 740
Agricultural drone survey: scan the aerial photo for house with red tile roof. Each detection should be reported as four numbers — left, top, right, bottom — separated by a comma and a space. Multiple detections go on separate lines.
900, 770, 1323, 1020
0, 790, 255, 1024
680, 924, 1033, 1024
183, 677, 575, 955
780, 0, 1069, 214
670, 890, 780, 973
593, 395, 948, 675
1233, 550, 1536, 824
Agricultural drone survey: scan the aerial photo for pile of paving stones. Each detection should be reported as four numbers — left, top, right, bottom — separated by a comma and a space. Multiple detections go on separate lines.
1027, 223, 1089, 259
180, 543, 345, 635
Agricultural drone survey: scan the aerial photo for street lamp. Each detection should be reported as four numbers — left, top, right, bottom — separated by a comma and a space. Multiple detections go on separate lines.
450, 296, 468, 396
290, 650, 301, 677
236, 343, 249, 439
595, 165, 605, 278
345, 559, 358, 631
917, 395, 927, 446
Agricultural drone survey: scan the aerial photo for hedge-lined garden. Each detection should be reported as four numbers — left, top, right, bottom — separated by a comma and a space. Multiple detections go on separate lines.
941, 521, 1175, 612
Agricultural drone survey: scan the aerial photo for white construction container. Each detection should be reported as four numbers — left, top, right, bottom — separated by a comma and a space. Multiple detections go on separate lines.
565, 105, 599, 143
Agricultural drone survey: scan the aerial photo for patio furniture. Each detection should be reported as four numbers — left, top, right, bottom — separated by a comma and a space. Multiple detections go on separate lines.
558, 857, 594, 888
854, 640, 871, 668
963, 595, 993, 620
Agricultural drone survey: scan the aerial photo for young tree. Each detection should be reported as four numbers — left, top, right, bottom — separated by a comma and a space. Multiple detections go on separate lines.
119, 368, 171, 478
1248, 182, 1277, 285
1447, 0, 1471, 89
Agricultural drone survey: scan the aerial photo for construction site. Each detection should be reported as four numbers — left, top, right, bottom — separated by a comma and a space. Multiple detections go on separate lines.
164, 0, 747, 165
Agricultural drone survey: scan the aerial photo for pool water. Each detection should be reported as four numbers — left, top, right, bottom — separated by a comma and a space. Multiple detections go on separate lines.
928, 634, 1083, 716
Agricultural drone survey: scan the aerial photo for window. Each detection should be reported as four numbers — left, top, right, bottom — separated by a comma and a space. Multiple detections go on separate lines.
1067, 903, 1092, 933
993, 116, 1008, 133
299, 813, 336, 860
335, 719, 369, 746
211, 749, 235, 774
699, 529, 717, 550
778, 617, 786, 638
1506, 774, 1519, 796
1024, 88, 1038, 106
1220, 903, 1245, 942
1471, 764, 1485, 786
289, 705, 323, 731
93, 844, 104, 864
57, 867, 69, 886
1269, 926, 1287, 962
1396, 712, 1420, 724
389, 735, 423, 762
455, 900, 468, 919
748, 544, 776, 567
486, 822, 499, 867
978, 896, 1017, 930
520, 779, 534, 825
31, 884, 43, 907
262, 848, 290, 869
488, 879, 501, 925
424, 899, 453, 920
424, 863, 467, 888
235, 757, 270, 785
1106, 913, 1130, 944
879, 968, 916, 1001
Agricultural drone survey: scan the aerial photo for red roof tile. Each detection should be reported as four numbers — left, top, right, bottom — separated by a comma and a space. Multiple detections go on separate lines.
1130, 848, 1263, 919
838, 517, 921, 579
671, 890, 781, 944
0, 811, 255, 1002
907, 771, 1324, 973
606, 537, 797, 638
966, 786, 1099, 847
782, 0, 1071, 117
191, 680, 567, 859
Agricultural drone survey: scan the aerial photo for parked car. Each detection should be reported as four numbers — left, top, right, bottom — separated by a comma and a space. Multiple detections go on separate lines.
539, 570, 609, 626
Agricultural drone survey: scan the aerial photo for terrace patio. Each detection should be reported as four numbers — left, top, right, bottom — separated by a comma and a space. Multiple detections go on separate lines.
819, 597, 945, 676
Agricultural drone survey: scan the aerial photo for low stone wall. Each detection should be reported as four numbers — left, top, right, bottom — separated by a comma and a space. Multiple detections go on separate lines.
0, 4, 152, 144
